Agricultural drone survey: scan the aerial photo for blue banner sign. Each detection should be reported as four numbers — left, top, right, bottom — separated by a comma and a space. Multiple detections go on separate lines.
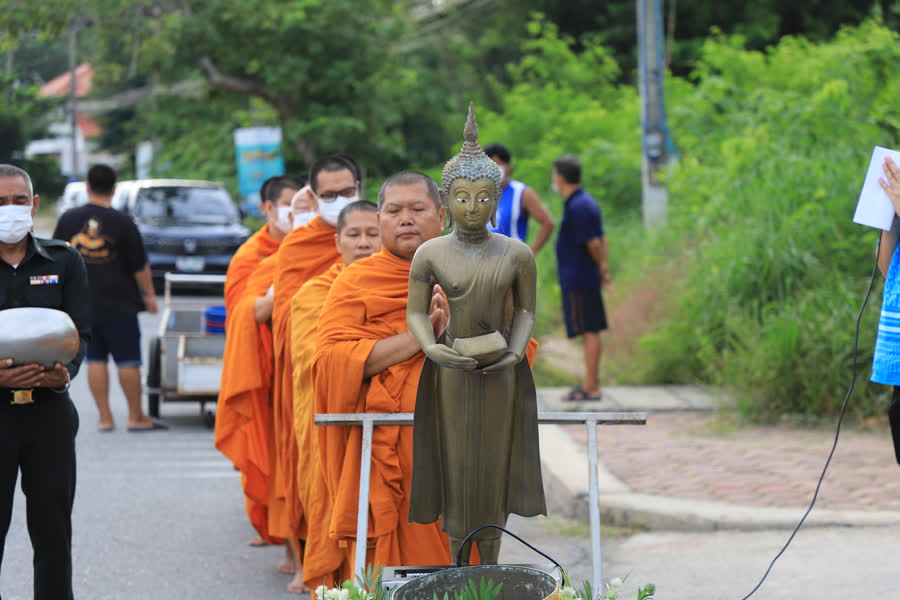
234, 127, 285, 216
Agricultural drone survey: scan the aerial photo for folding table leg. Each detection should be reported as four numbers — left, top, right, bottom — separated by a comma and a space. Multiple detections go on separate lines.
354, 417, 374, 578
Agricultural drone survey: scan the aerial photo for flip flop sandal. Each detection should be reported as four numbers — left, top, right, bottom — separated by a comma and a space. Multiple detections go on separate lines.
560, 385, 581, 400
562, 388, 604, 401
127, 418, 170, 432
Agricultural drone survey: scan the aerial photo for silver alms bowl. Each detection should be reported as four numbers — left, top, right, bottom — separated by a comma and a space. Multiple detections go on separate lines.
0, 308, 80, 368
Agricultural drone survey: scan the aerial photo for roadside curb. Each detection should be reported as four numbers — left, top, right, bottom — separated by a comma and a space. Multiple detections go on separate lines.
536, 385, 726, 413
595, 491, 900, 531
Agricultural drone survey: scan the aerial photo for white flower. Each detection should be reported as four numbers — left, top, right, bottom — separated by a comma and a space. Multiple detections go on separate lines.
560, 586, 578, 600
315, 586, 329, 600
609, 577, 624, 588
331, 589, 350, 600
325, 589, 342, 600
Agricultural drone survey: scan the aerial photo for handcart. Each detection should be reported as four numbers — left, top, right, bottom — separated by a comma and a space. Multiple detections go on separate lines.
145, 273, 227, 427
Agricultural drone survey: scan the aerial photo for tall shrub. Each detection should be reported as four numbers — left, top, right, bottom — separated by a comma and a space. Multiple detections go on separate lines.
640, 21, 900, 418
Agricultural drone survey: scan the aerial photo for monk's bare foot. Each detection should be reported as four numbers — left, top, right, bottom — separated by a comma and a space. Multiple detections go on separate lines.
277, 558, 296, 574
128, 415, 154, 428
247, 535, 269, 547
277, 546, 296, 574
287, 571, 306, 594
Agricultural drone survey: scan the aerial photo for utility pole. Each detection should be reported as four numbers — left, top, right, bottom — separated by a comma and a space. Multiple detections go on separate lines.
67, 20, 80, 180
636, 0, 677, 228
4, 42, 12, 77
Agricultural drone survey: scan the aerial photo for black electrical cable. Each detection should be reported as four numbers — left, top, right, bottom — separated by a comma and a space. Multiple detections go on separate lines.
739, 235, 882, 600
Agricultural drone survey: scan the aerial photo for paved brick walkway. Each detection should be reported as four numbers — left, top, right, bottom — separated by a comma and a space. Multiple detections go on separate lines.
566, 413, 900, 512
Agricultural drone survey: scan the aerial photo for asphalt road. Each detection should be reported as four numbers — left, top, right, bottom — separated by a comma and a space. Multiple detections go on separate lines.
2, 299, 898, 598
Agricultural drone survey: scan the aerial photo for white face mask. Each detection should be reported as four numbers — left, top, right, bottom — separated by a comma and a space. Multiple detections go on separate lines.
317, 195, 358, 226
292, 211, 316, 229
551, 179, 560, 195
0, 205, 33, 244
274, 206, 292, 233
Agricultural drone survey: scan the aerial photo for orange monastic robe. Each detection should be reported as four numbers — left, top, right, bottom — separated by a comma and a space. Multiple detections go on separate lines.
217, 224, 280, 468
269, 217, 342, 540
313, 249, 452, 571
223, 224, 280, 316
216, 254, 281, 542
290, 263, 348, 589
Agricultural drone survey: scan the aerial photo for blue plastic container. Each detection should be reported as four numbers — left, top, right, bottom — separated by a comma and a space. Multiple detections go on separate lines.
205, 306, 227, 335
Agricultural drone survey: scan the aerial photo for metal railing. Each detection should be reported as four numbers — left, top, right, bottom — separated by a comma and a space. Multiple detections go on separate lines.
315, 410, 647, 590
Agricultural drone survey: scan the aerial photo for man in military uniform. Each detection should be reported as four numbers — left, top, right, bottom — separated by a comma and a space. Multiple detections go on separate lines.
0, 164, 91, 600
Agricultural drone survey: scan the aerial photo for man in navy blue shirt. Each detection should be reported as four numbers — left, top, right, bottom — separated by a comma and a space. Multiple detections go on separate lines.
552, 154, 611, 401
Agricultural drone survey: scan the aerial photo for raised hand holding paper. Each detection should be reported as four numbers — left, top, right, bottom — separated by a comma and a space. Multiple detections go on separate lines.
854, 146, 900, 230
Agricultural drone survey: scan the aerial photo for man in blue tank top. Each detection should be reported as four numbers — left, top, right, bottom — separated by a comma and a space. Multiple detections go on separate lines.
484, 143, 555, 253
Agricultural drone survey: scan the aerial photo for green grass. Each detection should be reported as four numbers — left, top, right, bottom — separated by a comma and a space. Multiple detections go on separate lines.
539, 515, 646, 539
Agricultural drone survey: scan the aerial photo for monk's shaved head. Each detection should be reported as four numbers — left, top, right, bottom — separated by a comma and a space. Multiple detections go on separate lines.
337, 200, 377, 234
336, 202, 380, 266
377, 172, 444, 261
377, 171, 440, 211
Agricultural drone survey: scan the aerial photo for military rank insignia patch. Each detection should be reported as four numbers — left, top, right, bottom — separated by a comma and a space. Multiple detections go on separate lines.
29, 275, 60, 285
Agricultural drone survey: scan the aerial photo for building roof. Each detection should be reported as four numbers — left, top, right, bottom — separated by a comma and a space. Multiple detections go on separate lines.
40, 64, 94, 99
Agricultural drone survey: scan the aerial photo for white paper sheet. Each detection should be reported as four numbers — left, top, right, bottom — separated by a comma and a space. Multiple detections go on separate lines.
854, 146, 900, 231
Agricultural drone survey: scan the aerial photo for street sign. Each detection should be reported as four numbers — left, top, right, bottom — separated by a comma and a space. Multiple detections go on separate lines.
233, 126, 285, 216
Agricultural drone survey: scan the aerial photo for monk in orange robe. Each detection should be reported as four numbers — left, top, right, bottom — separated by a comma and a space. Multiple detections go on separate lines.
219, 256, 280, 540
313, 171, 456, 573
270, 156, 360, 590
222, 176, 301, 313
216, 175, 302, 549
290, 202, 381, 591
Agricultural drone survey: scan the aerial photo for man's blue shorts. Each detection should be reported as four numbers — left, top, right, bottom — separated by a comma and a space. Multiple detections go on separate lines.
562, 288, 608, 339
86, 314, 142, 367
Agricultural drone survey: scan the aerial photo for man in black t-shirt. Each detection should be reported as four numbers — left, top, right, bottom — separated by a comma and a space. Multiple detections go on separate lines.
53, 164, 166, 432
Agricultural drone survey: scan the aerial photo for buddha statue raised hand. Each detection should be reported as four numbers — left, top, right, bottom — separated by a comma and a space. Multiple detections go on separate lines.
407, 103, 546, 565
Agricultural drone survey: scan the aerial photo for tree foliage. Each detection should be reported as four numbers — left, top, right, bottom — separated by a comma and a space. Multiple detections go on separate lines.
3, 0, 897, 182
4, 1, 900, 417
0, 75, 66, 197
635, 21, 900, 419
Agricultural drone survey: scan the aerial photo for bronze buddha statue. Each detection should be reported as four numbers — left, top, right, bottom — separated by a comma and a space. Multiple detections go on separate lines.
407, 104, 546, 564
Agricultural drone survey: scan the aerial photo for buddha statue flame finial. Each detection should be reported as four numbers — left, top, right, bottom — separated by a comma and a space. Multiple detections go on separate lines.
464, 102, 478, 144
440, 102, 503, 203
